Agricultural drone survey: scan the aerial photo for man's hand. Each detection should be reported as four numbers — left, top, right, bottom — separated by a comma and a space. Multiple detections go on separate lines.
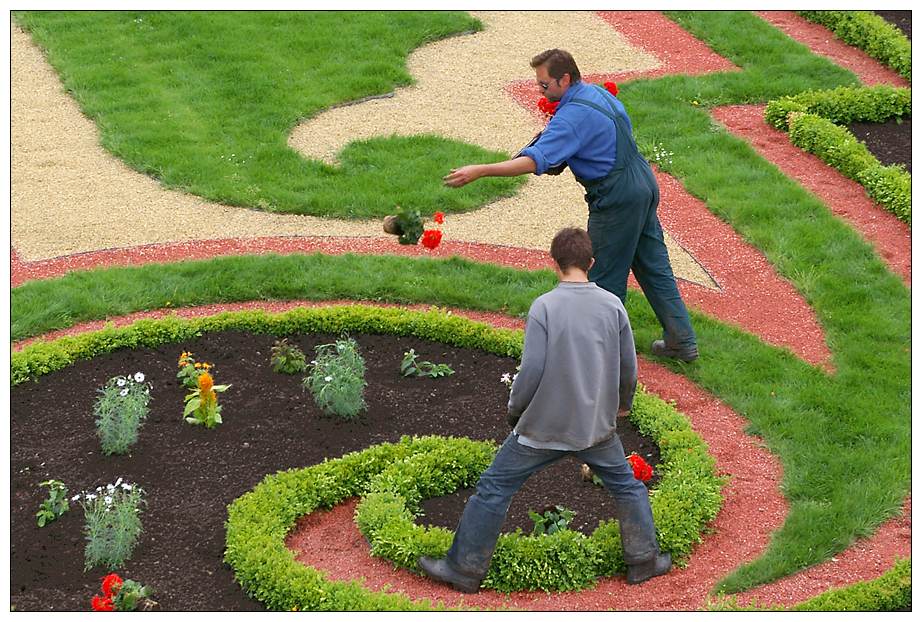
443, 165, 482, 188
506, 412, 520, 429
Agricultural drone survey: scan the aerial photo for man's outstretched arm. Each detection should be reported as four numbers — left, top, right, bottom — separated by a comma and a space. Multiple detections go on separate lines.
443, 156, 536, 188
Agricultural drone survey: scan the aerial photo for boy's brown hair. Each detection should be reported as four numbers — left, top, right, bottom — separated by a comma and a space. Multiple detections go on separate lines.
550, 227, 593, 273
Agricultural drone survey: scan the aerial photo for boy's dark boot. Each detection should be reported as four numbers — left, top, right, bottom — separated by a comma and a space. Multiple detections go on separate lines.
626, 552, 672, 584
418, 556, 481, 593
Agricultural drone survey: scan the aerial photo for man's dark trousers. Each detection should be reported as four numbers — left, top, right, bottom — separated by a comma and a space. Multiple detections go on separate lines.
443, 432, 660, 582
573, 92, 697, 352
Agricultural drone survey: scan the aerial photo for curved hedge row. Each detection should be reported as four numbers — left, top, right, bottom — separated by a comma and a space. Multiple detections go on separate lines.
763, 85, 911, 224
356, 387, 725, 593
763, 85, 910, 131
11, 304, 524, 386
797, 11, 911, 82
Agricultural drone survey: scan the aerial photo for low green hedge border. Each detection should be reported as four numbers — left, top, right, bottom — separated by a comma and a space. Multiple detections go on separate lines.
797, 11, 911, 82
356, 387, 726, 593
11, 305, 523, 387
764, 85, 910, 131
707, 557, 911, 611
763, 86, 911, 224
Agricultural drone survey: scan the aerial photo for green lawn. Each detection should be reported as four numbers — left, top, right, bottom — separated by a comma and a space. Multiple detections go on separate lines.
14, 10, 523, 217
10, 10, 911, 599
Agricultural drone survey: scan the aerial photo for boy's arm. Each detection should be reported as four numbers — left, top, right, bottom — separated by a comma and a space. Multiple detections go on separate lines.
619, 314, 638, 412
507, 310, 548, 426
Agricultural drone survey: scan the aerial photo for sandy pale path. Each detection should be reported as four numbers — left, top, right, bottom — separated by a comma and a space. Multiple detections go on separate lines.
11, 15, 714, 288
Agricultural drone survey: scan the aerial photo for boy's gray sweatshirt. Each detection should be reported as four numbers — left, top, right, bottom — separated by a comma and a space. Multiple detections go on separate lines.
510, 281, 637, 450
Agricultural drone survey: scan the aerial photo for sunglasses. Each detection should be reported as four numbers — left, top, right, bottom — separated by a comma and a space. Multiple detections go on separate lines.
538, 76, 562, 90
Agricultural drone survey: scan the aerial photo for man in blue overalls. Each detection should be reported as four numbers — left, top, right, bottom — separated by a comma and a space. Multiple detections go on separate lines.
444, 48, 698, 362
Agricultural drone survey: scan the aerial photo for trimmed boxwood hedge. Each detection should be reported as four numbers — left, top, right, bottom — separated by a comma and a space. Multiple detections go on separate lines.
797, 11, 911, 82
763, 85, 911, 224
356, 386, 726, 593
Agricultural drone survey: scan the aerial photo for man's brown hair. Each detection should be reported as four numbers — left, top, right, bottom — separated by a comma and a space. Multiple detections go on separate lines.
550, 227, 593, 273
530, 48, 582, 82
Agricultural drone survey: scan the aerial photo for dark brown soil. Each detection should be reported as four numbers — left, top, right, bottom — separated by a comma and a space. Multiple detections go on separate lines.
846, 11, 911, 174
9, 330, 659, 612
847, 116, 911, 174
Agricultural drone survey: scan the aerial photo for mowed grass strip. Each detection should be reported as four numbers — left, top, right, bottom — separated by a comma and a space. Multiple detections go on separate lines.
14, 10, 523, 217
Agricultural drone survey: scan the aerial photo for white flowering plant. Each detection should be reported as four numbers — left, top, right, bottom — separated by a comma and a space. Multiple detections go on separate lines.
72, 478, 145, 570
303, 337, 366, 420
93, 373, 152, 455
500, 365, 520, 391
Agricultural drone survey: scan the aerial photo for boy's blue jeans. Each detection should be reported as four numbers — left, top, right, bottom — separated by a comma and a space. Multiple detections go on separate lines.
444, 432, 661, 579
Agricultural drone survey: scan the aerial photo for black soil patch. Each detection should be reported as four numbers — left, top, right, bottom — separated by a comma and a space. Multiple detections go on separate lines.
846, 116, 911, 174
10, 330, 660, 611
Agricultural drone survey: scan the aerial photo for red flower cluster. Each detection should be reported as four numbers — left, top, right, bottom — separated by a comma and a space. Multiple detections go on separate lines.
421, 229, 443, 250
626, 453, 653, 482
536, 81, 618, 119
537, 96, 559, 117
91, 573, 123, 611
433, 211, 445, 225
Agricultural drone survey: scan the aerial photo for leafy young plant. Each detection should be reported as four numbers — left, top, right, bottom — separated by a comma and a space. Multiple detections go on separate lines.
400, 348, 455, 378
270, 338, 308, 374
304, 337, 367, 420
183, 371, 230, 429
73, 478, 145, 570
35, 479, 69, 527
528, 505, 576, 536
91, 573, 157, 612
93, 372, 152, 455
176, 351, 213, 390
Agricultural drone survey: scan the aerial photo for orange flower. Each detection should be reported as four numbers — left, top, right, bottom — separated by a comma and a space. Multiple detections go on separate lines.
198, 372, 214, 394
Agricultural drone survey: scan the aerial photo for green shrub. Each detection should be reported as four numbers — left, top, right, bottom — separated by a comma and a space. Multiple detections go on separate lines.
798, 11, 911, 82
93, 373, 152, 455
35, 479, 70, 527
764, 85, 911, 131
400, 348, 454, 378
355, 385, 726, 593
270, 338, 308, 374
303, 336, 367, 420
787, 112, 910, 223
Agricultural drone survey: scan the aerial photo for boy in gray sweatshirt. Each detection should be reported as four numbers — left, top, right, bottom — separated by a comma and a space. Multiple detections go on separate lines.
419, 227, 671, 593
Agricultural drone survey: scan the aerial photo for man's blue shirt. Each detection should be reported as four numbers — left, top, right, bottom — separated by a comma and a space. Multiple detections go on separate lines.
521, 80, 632, 181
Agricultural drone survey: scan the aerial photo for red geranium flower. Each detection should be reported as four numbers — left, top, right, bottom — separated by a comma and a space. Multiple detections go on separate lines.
101, 573, 123, 598
626, 453, 653, 482
537, 97, 559, 116
91, 595, 115, 612
603, 81, 619, 96
433, 211, 445, 225
420, 229, 442, 250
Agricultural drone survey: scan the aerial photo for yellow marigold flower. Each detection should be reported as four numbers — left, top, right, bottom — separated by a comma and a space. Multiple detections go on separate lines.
204, 363, 212, 370
198, 372, 214, 394
194, 362, 202, 369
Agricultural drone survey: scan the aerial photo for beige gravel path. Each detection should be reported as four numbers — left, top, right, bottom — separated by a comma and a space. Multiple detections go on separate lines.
11, 14, 714, 288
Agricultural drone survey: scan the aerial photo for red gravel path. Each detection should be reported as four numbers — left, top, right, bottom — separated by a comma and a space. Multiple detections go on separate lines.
710, 104, 911, 286
756, 11, 909, 88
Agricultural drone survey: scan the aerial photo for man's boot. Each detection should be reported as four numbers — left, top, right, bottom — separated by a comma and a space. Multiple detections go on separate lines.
626, 552, 672, 584
651, 340, 698, 362
418, 556, 481, 594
